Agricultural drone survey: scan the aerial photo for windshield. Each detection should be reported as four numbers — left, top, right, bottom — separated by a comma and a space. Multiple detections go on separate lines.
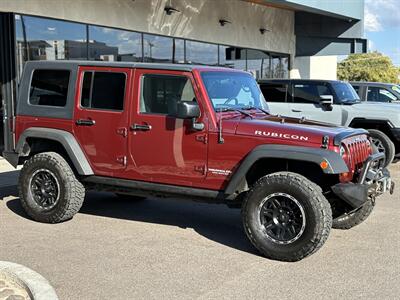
332, 82, 360, 103
201, 71, 268, 111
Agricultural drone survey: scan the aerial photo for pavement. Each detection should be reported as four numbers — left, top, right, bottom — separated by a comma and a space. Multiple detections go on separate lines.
0, 159, 399, 300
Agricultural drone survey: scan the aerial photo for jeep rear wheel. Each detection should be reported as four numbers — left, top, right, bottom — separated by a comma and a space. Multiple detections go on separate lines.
18, 152, 85, 223
242, 172, 332, 262
368, 129, 395, 167
332, 198, 375, 230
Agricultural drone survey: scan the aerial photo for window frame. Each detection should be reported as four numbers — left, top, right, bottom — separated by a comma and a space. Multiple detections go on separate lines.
79, 70, 127, 112
290, 82, 334, 104
139, 73, 197, 116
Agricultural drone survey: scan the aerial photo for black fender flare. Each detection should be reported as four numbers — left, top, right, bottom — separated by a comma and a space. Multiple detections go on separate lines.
224, 144, 348, 195
12, 127, 93, 175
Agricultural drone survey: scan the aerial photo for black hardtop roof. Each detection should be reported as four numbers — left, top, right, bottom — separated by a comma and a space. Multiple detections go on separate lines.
349, 81, 398, 87
258, 78, 347, 84
24, 60, 243, 73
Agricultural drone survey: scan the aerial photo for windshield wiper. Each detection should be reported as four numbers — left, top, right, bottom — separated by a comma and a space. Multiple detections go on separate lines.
241, 105, 270, 114
218, 107, 253, 118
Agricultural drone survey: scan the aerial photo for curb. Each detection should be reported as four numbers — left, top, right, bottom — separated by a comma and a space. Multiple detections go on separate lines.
0, 262, 58, 300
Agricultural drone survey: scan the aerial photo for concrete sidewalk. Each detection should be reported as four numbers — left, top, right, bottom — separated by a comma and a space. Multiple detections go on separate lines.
0, 161, 399, 299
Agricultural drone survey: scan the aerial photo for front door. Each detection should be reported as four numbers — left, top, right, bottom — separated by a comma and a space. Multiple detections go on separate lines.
127, 69, 208, 186
74, 66, 132, 177
287, 82, 343, 125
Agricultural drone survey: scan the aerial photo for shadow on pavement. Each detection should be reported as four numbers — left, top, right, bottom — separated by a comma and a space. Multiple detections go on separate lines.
0, 171, 19, 200
6, 191, 259, 256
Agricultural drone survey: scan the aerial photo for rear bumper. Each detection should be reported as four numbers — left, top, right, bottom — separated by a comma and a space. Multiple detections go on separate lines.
331, 152, 394, 209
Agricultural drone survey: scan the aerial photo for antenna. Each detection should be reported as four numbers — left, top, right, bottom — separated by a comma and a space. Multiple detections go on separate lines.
218, 108, 224, 144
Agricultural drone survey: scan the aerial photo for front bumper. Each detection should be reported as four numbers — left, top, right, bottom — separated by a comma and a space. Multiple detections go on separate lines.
331, 152, 394, 209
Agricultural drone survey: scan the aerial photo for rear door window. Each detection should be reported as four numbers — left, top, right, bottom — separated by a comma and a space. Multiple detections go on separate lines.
367, 87, 397, 102
29, 69, 70, 107
80, 71, 126, 110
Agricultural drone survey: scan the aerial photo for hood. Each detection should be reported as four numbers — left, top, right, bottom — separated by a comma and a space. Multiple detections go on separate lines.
235, 114, 360, 145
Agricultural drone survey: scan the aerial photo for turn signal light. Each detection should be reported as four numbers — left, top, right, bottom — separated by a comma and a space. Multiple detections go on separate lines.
320, 161, 329, 170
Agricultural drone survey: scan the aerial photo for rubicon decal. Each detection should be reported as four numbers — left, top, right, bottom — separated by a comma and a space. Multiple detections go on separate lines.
255, 130, 309, 141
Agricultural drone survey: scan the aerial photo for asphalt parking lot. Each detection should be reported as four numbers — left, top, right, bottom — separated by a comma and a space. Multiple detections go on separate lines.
0, 158, 399, 299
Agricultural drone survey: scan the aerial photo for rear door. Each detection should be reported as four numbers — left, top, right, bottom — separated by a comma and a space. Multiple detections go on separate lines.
74, 66, 132, 177
126, 69, 208, 186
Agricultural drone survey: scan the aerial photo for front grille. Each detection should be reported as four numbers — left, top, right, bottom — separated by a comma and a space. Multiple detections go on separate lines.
343, 134, 372, 175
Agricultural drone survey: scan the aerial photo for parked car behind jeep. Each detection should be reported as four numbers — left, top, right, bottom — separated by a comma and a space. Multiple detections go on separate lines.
351, 82, 400, 103
2, 61, 394, 262
259, 79, 400, 166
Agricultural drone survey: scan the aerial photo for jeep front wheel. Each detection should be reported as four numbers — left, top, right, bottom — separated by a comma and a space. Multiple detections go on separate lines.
242, 172, 332, 261
368, 129, 395, 167
18, 152, 85, 223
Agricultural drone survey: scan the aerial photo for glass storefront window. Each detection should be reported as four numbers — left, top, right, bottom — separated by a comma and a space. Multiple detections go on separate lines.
186, 40, 218, 65
219, 46, 246, 71
246, 49, 271, 79
174, 39, 185, 64
14, 14, 290, 79
143, 34, 173, 63
88, 26, 142, 62
15, 14, 87, 77
272, 56, 289, 78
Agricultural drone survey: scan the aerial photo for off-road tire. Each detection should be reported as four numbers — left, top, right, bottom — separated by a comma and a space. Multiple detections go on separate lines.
332, 198, 375, 230
115, 193, 147, 201
242, 172, 332, 262
368, 129, 395, 167
18, 152, 85, 223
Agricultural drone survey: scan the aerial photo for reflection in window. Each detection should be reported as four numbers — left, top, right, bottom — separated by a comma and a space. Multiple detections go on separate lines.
247, 49, 270, 79
15, 14, 87, 76
186, 41, 218, 65
219, 46, 246, 70
88, 26, 142, 62
174, 39, 185, 63
272, 56, 289, 78
143, 34, 173, 63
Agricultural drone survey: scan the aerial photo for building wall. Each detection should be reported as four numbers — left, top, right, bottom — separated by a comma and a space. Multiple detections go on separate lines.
0, 0, 295, 56
291, 56, 338, 80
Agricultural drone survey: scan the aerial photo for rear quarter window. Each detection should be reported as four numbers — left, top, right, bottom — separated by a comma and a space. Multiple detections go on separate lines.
29, 69, 70, 107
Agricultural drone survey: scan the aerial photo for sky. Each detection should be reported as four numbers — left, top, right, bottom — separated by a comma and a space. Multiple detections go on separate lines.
364, 0, 400, 66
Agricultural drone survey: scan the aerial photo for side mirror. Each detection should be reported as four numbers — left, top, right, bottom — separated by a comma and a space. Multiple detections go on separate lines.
320, 95, 333, 111
175, 101, 201, 119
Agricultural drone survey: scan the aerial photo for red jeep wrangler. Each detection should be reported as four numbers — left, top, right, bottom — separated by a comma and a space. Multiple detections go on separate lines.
2, 61, 394, 261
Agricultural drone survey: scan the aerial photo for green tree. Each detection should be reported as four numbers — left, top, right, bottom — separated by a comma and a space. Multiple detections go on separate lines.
338, 52, 400, 83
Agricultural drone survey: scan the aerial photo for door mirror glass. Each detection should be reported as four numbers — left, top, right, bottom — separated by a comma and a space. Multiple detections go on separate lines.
175, 101, 200, 119
320, 95, 333, 111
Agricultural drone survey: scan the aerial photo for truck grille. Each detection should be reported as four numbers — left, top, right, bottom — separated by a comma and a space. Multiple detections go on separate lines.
343, 134, 372, 174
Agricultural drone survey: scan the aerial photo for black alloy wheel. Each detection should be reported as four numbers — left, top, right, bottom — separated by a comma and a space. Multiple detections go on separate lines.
29, 169, 60, 210
259, 192, 306, 244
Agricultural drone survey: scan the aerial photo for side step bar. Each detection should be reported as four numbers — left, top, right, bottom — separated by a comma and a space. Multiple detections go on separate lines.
82, 176, 226, 202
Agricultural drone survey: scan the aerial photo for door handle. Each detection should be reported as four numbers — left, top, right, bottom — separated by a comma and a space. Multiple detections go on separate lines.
76, 119, 96, 126
130, 123, 152, 131
291, 109, 302, 113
